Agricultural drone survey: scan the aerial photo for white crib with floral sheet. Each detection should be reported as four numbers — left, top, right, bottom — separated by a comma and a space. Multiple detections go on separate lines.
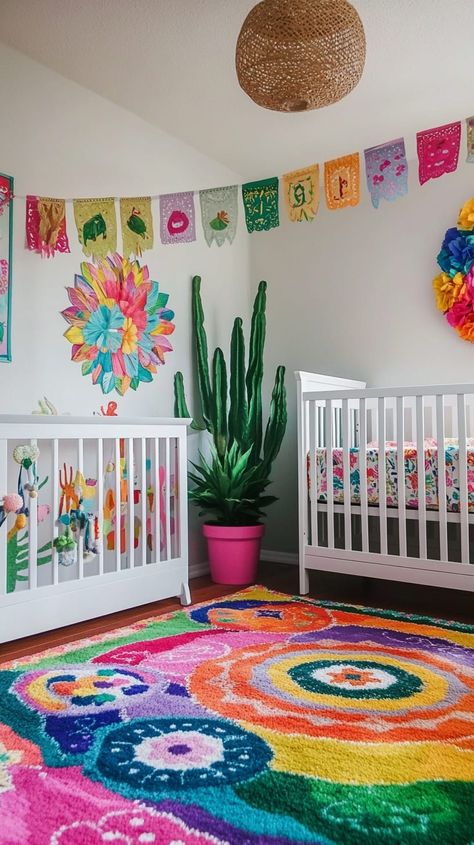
0, 415, 191, 643
296, 372, 474, 594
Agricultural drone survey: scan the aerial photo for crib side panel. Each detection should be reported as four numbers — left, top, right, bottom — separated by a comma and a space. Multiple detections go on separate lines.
0, 418, 190, 642
298, 376, 474, 593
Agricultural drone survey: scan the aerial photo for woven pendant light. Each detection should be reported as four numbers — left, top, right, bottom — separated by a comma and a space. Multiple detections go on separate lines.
235, 0, 366, 112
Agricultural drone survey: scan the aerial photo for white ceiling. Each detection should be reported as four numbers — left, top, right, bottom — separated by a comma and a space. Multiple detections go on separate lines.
1, 0, 473, 179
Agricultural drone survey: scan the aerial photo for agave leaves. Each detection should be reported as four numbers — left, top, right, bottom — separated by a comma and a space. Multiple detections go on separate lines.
189, 444, 277, 525
174, 275, 287, 525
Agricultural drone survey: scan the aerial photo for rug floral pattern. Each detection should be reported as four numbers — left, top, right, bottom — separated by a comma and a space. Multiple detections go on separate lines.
0, 586, 473, 844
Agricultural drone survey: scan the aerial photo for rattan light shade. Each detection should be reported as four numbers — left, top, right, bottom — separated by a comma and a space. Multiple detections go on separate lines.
235, 0, 366, 112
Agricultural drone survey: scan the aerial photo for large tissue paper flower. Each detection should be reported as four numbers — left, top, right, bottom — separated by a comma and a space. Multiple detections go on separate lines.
433, 271, 465, 312
458, 197, 474, 231
62, 254, 175, 395
433, 197, 474, 344
437, 227, 474, 276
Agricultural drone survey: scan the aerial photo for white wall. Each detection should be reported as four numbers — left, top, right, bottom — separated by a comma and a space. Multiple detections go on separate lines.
251, 158, 474, 554
4, 44, 473, 564
0, 44, 251, 567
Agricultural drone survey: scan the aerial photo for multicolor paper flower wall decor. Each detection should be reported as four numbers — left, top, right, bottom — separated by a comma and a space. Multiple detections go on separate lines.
62, 254, 175, 395
433, 198, 474, 342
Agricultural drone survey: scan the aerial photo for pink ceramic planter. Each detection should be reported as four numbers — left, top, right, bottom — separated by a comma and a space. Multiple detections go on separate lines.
202, 523, 265, 585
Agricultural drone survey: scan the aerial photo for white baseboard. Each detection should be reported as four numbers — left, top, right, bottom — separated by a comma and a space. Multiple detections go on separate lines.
189, 550, 298, 581
189, 560, 210, 579
260, 549, 298, 566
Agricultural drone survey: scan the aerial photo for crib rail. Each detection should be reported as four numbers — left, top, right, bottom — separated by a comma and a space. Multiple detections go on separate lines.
296, 373, 474, 594
0, 416, 190, 642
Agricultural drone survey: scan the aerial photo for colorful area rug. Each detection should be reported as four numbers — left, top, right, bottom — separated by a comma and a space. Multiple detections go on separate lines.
0, 586, 473, 845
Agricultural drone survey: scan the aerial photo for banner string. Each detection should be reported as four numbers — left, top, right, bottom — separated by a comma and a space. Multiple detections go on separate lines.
8, 114, 473, 204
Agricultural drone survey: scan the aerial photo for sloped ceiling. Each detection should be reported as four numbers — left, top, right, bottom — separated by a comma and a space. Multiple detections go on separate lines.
1, 0, 473, 177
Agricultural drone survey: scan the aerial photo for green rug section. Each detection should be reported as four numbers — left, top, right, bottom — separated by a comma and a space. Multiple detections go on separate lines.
236, 771, 474, 845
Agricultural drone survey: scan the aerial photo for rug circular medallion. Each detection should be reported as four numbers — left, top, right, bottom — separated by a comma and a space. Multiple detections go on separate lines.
85, 717, 272, 797
189, 639, 471, 744
13, 666, 164, 715
288, 658, 423, 700
190, 598, 331, 632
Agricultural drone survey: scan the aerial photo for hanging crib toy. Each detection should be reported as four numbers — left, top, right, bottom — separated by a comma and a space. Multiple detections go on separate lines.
0, 493, 23, 529
55, 464, 101, 566
13, 443, 40, 499
53, 525, 77, 567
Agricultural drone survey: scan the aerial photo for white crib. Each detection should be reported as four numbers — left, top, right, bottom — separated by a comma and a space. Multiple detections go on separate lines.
297, 372, 474, 594
0, 415, 191, 643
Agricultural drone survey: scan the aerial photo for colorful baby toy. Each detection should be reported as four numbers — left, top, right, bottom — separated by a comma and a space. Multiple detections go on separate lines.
0, 493, 23, 529
53, 525, 77, 567
13, 443, 40, 498
56, 464, 101, 565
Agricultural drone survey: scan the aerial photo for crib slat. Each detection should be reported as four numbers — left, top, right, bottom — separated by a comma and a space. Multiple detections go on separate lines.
154, 437, 161, 562
127, 438, 135, 569
359, 399, 369, 553
178, 430, 188, 561
0, 439, 7, 594
303, 401, 309, 548
342, 399, 351, 550
26, 438, 39, 590
378, 398, 387, 555
141, 438, 147, 567
457, 393, 469, 564
77, 438, 84, 579
52, 439, 59, 585
97, 438, 104, 576
309, 402, 318, 547
396, 397, 407, 558
28, 489, 38, 590
416, 396, 427, 559
114, 438, 121, 571
325, 400, 334, 549
165, 438, 171, 559
436, 395, 448, 562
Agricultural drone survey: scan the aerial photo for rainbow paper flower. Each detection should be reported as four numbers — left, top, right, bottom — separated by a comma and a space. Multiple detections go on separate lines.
458, 197, 474, 231
62, 254, 175, 395
437, 227, 474, 276
433, 197, 474, 344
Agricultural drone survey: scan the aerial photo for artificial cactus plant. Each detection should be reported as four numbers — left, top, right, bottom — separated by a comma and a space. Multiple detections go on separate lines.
174, 276, 287, 525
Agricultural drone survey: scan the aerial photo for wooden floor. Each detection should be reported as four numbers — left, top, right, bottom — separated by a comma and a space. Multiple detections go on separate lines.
1, 562, 473, 663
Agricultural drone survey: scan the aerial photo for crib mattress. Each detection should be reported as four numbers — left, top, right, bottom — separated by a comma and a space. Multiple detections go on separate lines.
312, 439, 474, 512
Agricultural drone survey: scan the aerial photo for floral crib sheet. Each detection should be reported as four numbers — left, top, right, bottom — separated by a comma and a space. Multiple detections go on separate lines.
312, 439, 474, 512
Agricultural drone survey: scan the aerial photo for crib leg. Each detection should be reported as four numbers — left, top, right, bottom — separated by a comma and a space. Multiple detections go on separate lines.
299, 567, 310, 595
180, 581, 192, 606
